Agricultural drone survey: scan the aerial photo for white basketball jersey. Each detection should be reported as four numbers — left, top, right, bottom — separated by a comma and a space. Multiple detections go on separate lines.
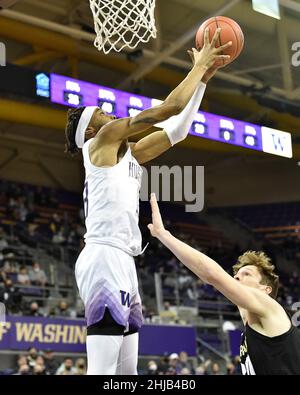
81, 139, 143, 256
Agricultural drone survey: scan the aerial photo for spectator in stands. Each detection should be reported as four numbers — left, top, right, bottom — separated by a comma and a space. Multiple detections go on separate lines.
0, 269, 6, 285
8, 196, 17, 214
28, 262, 47, 286
33, 364, 47, 375
0, 227, 8, 251
20, 223, 40, 248
17, 364, 31, 375
2, 252, 18, 275
156, 355, 169, 375
139, 267, 155, 298
177, 351, 194, 374
211, 361, 222, 375
162, 270, 177, 297
195, 365, 206, 375
168, 353, 180, 373
43, 349, 59, 375
159, 301, 177, 323
52, 227, 66, 245
75, 297, 85, 319
55, 300, 71, 318
165, 256, 180, 273
17, 266, 30, 286
148, 308, 157, 322
233, 355, 242, 375
178, 268, 193, 290
165, 366, 177, 375
49, 213, 62, 235
142, 304, 155, 323
17, 197, 29, 222
226, 361, 236, 375
147, 360, 158, 375
179, 367, 191, 375
35, 355, 45, 366
0, 279, 22, 314
26, 301, 43, 317
15, 355, 29, 375
56, 358, 76, 375
75, 358, 87, 375
66, 223, 77, 246
26, 347, 38, 369
10, 235, 22, 250
201, 359, 212, 374
31, 355, 48, 375
75, 222, 85, 239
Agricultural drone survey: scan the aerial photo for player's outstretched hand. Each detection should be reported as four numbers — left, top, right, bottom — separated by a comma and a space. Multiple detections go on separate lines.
148, 193, 166, 238
187, 27, 232, 84
191, 27, 232, 71
187, 48, 218, 84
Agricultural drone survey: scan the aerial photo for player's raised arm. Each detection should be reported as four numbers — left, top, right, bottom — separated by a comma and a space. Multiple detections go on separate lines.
128, 34, 231, 164
97, 28, 231, 143
147, 193, 278, 317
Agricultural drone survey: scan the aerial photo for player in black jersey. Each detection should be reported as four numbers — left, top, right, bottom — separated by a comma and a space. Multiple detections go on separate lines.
148, 193, 300, 375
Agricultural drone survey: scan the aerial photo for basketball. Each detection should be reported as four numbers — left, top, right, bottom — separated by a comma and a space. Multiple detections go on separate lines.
195, 16, 244, 68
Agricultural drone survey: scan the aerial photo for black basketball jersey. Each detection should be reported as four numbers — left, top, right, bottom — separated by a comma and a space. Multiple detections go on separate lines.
240, 323, 300, 375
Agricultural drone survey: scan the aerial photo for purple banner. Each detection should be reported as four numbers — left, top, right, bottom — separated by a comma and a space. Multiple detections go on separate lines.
50, 73, 263, 152
0, 316, 86, 353
139, 324, 197, 356
0, 316, 196, 356
49, 73, 294, 158
228, 329, 242, 357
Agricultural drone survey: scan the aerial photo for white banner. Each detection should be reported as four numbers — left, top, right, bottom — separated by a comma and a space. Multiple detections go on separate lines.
261, 126, 293, 158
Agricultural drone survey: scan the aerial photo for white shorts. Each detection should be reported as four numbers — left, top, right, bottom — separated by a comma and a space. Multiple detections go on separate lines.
75, 243, 143, 331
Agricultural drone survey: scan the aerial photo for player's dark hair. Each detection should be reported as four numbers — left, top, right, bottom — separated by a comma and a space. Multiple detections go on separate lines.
64, 106, 86, 156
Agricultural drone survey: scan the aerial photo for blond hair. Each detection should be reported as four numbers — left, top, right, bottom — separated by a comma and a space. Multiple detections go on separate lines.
232, 251, 279, 299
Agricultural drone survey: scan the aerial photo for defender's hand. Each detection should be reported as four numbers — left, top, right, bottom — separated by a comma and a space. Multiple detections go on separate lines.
147, 193, 166, 238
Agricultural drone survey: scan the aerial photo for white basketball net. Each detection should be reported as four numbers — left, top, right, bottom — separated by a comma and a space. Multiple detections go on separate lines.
89, 0, 157, 54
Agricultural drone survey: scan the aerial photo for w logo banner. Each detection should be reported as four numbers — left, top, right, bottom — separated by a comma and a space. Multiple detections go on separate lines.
261, 126, 293, 158
120, 291, 130, 307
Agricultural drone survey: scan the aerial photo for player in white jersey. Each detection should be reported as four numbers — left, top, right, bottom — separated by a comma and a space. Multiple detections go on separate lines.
64, 28, 232, 375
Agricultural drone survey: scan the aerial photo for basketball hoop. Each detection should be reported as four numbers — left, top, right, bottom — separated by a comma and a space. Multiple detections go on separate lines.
89, 0, 157, 54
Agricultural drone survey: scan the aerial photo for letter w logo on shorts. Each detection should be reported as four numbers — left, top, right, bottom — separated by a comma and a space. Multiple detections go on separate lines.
120, 291, 130, 307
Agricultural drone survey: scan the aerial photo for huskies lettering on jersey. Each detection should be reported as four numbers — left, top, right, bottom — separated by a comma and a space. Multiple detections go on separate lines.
120, 290, 131, 307
82, 140, 143, 256
129, 161, 142, 183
